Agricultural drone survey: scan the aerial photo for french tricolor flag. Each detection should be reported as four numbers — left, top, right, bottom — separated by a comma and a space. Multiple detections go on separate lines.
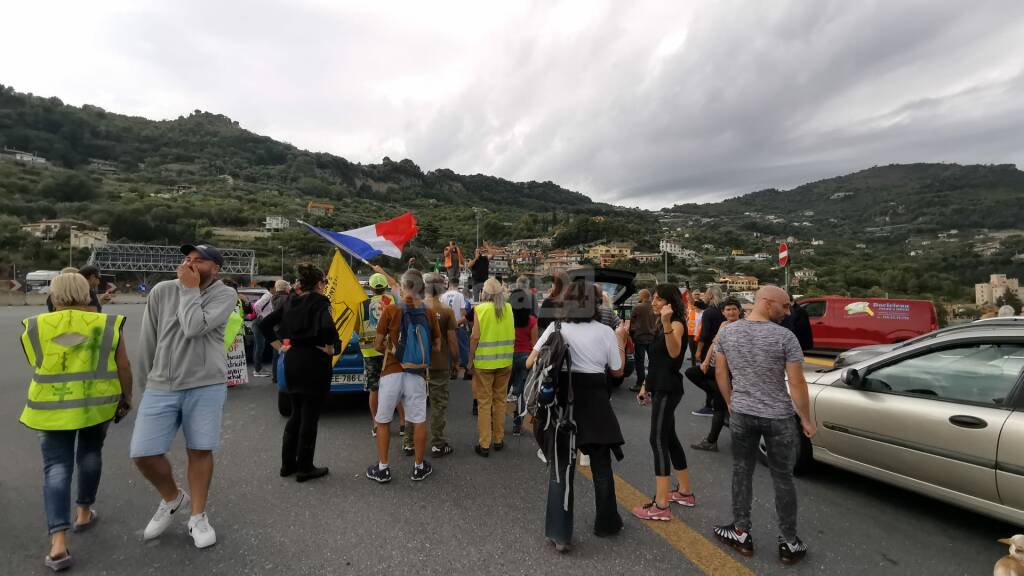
302, 212, 418, 262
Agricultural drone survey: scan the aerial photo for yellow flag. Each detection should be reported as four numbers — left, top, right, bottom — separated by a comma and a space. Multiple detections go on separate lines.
323, 250, 368, 362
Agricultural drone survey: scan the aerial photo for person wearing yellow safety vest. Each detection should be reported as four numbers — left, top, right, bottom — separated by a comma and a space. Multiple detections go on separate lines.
363, 265, 409, 448
469, 278, 515, 457
20, 272, 133, 572
130, 244, 237, 550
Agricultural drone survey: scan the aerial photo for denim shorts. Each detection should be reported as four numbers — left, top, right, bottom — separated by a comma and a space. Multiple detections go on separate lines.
375, 372, 428, 424
129, 384, 228, 457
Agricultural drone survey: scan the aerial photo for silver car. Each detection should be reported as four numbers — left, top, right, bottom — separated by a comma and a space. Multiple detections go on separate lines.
792, 319, 1024, 525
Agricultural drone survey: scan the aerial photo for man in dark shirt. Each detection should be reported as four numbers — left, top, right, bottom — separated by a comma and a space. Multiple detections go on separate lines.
46, 265, 107, 312
468, 247, 489, 300
628, 289, 658, 392
782, 298, 814, 351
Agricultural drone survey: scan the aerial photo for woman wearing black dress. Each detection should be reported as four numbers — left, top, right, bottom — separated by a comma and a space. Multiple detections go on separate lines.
260, 263, 340, 482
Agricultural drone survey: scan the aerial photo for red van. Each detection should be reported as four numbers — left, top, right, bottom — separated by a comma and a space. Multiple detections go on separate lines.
797, 296, 938, 351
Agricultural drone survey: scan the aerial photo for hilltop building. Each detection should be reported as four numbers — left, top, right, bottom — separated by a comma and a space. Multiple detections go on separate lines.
976, 274, 1023, 306
307, 201, 335, 217
70, 228, 108, 250
719, 274, 759, 292
264, 216, 290, 232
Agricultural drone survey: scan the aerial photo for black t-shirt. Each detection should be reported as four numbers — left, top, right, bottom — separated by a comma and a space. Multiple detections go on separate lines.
698, 305, 725, 360
470, 255, 489, 282
647, 326, 685, 393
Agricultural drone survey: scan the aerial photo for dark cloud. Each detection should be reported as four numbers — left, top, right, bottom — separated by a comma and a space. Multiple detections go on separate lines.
3, 1, 1022, 208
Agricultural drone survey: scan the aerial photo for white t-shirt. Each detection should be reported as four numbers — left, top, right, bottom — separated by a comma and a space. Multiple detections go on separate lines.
253, 292, 274, 319
534, 321, 622, 374
440, 290, 466, 323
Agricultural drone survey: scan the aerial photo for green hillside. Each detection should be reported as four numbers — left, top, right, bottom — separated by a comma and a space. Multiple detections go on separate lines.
0, 84, 656, 274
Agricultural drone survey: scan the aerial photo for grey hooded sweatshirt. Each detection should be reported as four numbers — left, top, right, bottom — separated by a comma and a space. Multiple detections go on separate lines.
134, 279, 238, 391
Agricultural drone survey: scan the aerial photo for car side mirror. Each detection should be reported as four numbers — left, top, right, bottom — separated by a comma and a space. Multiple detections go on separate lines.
842, 368, 863, 388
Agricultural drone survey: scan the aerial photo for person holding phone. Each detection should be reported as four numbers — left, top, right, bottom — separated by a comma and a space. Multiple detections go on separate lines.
632, 284, 694, 522
20, 272, 133, 571
260, 263, 340, 482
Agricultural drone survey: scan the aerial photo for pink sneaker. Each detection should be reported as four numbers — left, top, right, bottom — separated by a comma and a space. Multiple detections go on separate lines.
632, 501, 672, 521
669, 490, 696, 507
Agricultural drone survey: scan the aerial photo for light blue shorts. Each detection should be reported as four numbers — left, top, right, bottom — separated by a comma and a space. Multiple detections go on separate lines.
375, 372, 428, 424
130, 384, 228, 457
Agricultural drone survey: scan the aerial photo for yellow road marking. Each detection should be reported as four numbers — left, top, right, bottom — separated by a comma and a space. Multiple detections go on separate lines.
804, 356, 834, 368
525, 419, 754, 575
577, 465, 755, 576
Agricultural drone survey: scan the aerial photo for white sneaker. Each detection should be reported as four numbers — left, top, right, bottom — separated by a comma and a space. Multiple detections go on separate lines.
579, 453, 591, 467
536, 448, 548, 463
143, 491, 190, 540
188, 513, 217, 549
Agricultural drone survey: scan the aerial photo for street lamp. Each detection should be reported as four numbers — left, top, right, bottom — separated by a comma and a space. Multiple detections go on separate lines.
68, 226, 77, 267
279, 245, 285, 277
473, 207, 487, 249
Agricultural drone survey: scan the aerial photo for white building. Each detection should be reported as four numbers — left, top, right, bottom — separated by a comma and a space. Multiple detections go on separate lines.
660, 238, 685, 257
976, 274, 1023, 306
264, 216, 290, 232
632, 253, 662, 264
1, 147, 48, 165
70, 228, 108, 249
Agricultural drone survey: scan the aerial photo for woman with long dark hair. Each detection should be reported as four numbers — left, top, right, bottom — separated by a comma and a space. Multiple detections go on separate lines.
508, 285, 538, 436
260, 263, 340, 482
632, 283, 695, 522
526, 278, 629, 552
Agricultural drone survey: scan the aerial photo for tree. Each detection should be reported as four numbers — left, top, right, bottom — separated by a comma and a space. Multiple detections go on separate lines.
37, 171, 100, 202
996, 292, 1023, 312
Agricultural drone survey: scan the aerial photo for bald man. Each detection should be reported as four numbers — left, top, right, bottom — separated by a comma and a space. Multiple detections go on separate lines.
711, 285, 816, 564
628, 289, 657, 392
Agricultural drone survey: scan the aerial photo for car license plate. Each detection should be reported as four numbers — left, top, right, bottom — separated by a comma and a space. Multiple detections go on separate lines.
331, 373, 365, 385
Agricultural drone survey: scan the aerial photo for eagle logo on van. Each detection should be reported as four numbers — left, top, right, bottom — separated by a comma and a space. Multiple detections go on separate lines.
844, 301, 875, 317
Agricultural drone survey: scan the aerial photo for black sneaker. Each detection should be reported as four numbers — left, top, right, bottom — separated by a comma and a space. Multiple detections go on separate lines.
366, 464, 392, 484
691, 439, 718, 452
778, 536, 807, 565
296, 466, 329, 483
493, 441, 504, 452
474, 445, 489, 458
512, 424, 522, 436
714, 523, 754, 557
431, 444, 453, 457
411, 460, 433, 481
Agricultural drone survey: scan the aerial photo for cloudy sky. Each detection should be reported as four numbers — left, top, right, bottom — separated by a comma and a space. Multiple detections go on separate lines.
3, 0, 1023, 208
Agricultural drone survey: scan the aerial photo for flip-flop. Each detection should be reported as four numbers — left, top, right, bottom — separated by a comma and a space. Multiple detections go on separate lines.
45, 548, 73, 571
72, 509, 98, 533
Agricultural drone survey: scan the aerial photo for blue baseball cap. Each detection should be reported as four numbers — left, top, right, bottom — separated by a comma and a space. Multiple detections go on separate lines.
180, 243, 224, 266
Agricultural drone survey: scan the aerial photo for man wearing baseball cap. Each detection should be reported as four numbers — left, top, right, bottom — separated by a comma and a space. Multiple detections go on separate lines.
360, 265, 409, 450
130, 243, 237, 550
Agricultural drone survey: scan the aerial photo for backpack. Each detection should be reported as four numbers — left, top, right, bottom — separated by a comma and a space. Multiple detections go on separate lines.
521, 321, 571, 418
390, 302, 432, 375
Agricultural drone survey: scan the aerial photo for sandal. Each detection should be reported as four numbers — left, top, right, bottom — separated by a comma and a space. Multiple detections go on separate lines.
72, 509, 98, 533
45, 548, 74, 572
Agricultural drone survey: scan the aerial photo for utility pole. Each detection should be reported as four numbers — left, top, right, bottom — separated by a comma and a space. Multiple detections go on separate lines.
68, 226, 77, 268
473, 207, 484, 249
664, 251, 668, 283
279, 245, 285, 277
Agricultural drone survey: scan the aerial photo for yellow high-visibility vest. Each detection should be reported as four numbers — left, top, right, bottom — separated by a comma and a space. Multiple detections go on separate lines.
20, 309, 124, 431
474, 301, 514, 369
225, 300, 244, 353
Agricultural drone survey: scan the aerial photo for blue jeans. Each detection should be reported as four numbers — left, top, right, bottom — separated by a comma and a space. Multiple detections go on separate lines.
39, 421, 110, 534
456, 326, 470, 368
510, 352, 530, 426
730, 412, 800, 541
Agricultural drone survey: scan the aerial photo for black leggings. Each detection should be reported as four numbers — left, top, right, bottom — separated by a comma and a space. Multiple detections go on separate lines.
282, 391, 327, 472
649, 390, 687, 476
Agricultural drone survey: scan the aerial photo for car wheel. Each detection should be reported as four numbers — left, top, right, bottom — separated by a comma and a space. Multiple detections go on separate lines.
756, 423, 814, 477
278, 391, 292, 417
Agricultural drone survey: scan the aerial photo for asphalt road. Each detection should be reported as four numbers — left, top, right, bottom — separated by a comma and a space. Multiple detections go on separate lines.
0, 304, 1012, 575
